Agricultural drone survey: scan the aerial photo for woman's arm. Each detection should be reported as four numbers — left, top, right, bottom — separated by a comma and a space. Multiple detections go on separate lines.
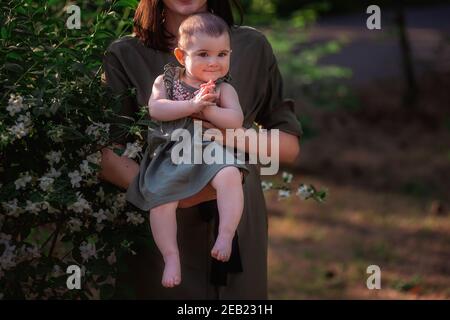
203, 124, 300, 165
201, 83, 244, 129
99, 144, 140, 190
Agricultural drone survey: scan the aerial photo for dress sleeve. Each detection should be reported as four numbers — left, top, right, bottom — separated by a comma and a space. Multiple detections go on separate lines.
102, 46, 139, 144
254, 37, 303, 138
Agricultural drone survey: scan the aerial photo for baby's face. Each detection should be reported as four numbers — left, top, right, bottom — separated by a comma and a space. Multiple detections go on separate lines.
182, 32, 231, 83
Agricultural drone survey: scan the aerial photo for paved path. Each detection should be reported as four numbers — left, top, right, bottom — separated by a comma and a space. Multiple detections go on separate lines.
308, 4, 450, 86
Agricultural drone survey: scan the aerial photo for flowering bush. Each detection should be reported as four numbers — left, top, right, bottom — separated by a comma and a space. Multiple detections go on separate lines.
0, 0, 150, 299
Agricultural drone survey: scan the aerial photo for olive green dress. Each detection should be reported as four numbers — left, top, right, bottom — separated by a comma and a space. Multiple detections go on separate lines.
103, 26, 302, 299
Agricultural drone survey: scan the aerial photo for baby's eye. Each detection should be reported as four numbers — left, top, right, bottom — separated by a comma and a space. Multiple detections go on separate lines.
198, 52, 208, 57
218, 52, 228, 57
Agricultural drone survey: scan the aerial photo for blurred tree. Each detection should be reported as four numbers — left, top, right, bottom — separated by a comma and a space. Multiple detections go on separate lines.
394, 1, 418, 108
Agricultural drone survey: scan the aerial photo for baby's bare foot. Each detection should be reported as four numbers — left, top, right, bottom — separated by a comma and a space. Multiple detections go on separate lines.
211, 235, 233, 262
162, 253, 181, 288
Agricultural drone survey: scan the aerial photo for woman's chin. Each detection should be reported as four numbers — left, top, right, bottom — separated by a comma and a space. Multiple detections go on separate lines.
169, 1, 208, 17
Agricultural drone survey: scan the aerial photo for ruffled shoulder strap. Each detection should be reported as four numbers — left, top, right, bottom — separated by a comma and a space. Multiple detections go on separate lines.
162, 63, 181, 99
215, 72, 232, 86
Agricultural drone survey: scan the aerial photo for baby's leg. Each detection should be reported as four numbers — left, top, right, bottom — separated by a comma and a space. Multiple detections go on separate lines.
149, 200, 181, 288
210, 166, 244, 262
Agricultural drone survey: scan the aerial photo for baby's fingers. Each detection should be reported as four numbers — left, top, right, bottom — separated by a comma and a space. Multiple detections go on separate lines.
201, 93, 219, 102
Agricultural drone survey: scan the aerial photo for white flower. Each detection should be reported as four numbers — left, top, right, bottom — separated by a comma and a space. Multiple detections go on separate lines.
86, 151, 102, 165
6, 94, 26, 116
92, 209, 108, 224
14, 172, 32, 190
282, 171, 293, 184
17, 112, 32, 126
85, 176, 99, 187
107, 251, 117, 265
40, 201, 59, 214
8, 122, 31, 139
261, 181, 273, 191
38, 176, 54, 191
278, 189, 291, 199
104, 209, 117, 222
296, 184, 313, 200
85, 122, 110, 144
126, 212, 145, 225
123, 141, 142, 159
68, 218, 83, 232
0, 233, 17, 271
2, 199, 24, 217
68, 170, 82, 188
49, 97, 60, 114
67, 192, 91, 213
115, 193, 127, 209
25, 200, 41, 215
76, 148, 86, 157
46, 167, 61, 179
79, 242, 97, 262
45, 151, 62, 165
48, 127, 64, 143
79, 160, 92, 176
51, 265, 64, 278
96, 187, 105, 202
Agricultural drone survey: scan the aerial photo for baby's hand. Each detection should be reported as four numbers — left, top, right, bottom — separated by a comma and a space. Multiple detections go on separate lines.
199, 80, 216, 95
189, 86, 218, 114
197, 84, 218, 102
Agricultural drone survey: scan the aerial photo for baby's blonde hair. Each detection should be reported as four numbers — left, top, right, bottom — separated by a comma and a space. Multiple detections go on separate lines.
178, 12, 230, 49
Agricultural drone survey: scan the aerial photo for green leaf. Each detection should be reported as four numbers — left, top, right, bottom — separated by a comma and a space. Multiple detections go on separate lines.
1, 27, 9, 39
6, 52, 23, 62
4, 63, 24, 73
115, 0, 139, 9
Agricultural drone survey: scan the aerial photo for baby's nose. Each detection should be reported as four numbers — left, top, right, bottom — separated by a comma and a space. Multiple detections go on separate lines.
207, 57, 218, 66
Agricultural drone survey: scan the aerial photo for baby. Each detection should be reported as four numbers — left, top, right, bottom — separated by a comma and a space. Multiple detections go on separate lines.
140, 12, 247, 288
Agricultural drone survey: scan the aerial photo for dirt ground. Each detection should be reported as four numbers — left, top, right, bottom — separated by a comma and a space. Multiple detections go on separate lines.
265, 70, 450, 299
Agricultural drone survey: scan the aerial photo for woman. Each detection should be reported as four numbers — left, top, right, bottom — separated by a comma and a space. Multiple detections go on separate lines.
101, 0, 302, 299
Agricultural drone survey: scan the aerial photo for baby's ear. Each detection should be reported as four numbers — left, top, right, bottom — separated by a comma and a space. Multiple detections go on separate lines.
174, 48, 185, 66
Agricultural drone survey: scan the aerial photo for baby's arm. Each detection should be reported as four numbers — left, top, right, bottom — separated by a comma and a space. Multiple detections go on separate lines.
149, 75, 215, 121
201, 83, 244, 129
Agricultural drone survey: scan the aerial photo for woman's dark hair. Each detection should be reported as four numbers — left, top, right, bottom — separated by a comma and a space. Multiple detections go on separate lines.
133, 0, 243, 51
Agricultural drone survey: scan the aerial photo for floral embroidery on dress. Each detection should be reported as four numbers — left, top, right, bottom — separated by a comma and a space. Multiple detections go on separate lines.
172, 79, 196, 101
